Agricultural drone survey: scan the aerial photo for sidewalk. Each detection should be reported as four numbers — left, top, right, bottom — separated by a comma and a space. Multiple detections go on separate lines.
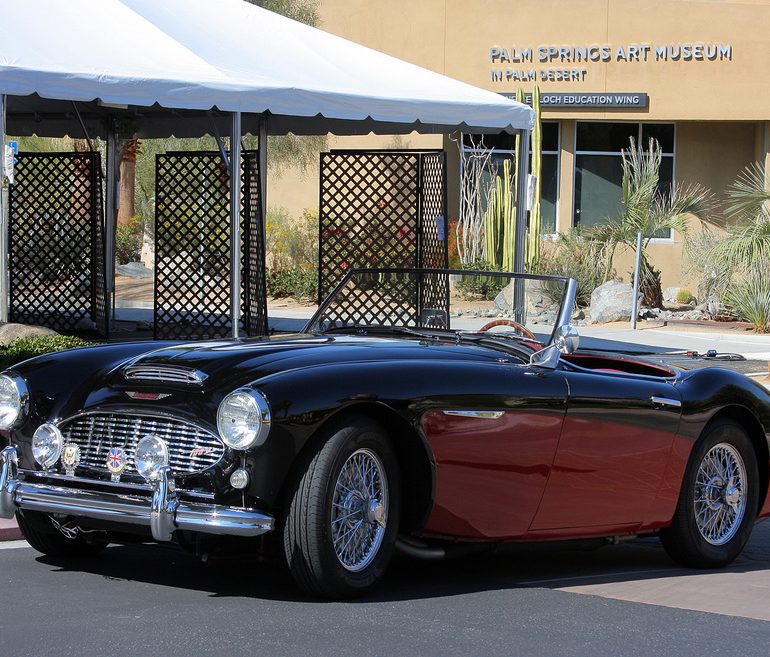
0, 517, 21, 541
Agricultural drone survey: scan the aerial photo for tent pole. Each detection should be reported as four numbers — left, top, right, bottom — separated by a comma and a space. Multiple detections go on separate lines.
258, 116, 267, 232
105, 123, 118, 328
0, 94, 8, 322
230, 111, 242, 339
513, 128, 531, 324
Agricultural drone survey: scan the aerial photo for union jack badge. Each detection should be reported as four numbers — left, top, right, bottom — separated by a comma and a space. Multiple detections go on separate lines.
61, 443, 81, 477
106, 447, 127, 482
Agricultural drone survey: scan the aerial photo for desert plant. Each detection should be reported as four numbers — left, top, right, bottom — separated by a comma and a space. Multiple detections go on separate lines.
676, 289, 695, 304
592, 137, 715, 307
538, 231, 610, 307
456, 260, 507, 300
526, 85, 542, 272
724, 263, 770, 332
484, 158, 514, 269
457, 136, 496, 265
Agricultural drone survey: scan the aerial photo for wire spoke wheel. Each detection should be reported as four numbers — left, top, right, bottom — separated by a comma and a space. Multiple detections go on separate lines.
693, 442, 747, 546
331, 448, 388, 572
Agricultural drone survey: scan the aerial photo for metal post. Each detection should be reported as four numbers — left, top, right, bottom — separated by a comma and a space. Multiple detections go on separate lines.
230, 112, 242, 339
631, 230, 643, 329
0, 94, 8, 322
258, 117, 267, 231
105, 124, 118, 324
513, 128, 531, 324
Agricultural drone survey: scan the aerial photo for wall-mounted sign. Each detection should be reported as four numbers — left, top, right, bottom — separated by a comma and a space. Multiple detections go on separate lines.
503, 92, 648, 109
489, 42, 732, 85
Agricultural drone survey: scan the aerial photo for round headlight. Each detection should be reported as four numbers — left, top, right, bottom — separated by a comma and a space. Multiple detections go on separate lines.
32, 423, 64, 469
217, 389, 271, 451
0, 374, 28, 430
134, 435, 170, 483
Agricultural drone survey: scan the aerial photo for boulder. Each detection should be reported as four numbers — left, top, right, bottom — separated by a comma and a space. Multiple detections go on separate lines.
589, 280, 641, 324
116, 261, 153, 279
0, 323, 58, 346
663, 287, 681, 303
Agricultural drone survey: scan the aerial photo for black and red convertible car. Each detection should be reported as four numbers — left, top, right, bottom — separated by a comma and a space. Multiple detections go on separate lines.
1, 269, 769, 598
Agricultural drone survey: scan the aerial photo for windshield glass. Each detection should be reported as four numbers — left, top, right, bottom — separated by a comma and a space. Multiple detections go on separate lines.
305, 269, 575, 346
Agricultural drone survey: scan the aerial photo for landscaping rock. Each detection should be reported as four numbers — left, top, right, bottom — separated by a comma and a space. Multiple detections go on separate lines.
116, 261, 153, 279
589, 280, 641, 324
663, 287, 682, 303
0, 323, 58, 346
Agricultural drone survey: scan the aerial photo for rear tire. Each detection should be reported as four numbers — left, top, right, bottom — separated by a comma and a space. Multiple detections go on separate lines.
16, 510, 106, 558
660, 419, 759, 568
283, 415, 399, 598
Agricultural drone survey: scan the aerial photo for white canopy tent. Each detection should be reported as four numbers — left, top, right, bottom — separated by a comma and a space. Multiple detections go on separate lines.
0, 0, 535, 334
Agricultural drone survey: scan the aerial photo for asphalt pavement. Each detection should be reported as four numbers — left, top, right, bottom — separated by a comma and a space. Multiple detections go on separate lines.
1, 522, 769, 656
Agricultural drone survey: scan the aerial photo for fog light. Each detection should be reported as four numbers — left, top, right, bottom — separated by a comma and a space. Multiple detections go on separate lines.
230, 468, 250, 490
134, 435, 169, 483
32, 423, 63, 469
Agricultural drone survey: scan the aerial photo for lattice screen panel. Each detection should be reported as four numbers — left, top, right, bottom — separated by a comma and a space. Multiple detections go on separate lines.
154, 151, 266, 340
319, 150, 448, 325
8, 152, 108, 335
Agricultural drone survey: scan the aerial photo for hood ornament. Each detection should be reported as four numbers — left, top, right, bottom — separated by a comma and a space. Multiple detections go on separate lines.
106, 447, 127, 482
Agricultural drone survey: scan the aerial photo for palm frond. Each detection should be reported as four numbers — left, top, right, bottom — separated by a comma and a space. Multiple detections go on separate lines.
726, 162, 770, 220
707, 219, 770, 272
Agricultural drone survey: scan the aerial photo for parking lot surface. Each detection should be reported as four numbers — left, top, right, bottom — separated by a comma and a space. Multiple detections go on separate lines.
1, 521, 768, 656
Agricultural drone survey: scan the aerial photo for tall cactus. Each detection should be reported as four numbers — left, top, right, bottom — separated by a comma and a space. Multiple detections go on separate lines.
526, 85, 543, 272
484, 158, 514, 268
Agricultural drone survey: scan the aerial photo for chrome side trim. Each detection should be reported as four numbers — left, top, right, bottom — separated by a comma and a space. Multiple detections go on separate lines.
650, 396, 682, 409
441, 410, 505, 419
0, 447, 273, 540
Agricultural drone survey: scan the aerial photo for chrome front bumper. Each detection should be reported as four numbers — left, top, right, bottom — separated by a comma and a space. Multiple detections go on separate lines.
0, 446, 274, 542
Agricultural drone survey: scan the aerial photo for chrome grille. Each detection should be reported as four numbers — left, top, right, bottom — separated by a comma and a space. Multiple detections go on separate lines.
59, 412, 224, 477
124, 364, 207, 385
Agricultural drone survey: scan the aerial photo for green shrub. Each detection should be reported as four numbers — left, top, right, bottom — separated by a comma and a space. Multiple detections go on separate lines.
267, 266, 318, 302
456, 260, 507, 300
676, 288, 695, 304
116, 217, 144, 264
0, 335, 94, 370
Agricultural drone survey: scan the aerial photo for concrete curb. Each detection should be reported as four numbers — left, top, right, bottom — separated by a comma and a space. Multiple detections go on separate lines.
0, 518, 21, 542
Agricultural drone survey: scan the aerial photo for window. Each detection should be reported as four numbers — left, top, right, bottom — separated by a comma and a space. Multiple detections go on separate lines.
574, 122, 675, 236
461, 122, 560, 235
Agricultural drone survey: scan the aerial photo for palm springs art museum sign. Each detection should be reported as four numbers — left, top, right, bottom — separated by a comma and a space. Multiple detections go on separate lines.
489, 42, 733, 83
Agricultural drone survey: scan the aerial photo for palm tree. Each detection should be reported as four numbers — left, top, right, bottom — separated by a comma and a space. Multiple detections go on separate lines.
592, 138, 715, 308
698, 162, 770, 329
708, 162, 770, 272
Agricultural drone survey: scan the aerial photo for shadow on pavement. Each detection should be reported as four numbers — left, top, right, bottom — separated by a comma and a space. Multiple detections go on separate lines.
33, 519, 770, 603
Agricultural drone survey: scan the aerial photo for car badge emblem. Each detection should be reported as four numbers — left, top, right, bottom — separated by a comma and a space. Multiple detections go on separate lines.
61, 443, 81, 477
126, 391, 171, 400
106, 447, 127, 482
190, 446, 215, 458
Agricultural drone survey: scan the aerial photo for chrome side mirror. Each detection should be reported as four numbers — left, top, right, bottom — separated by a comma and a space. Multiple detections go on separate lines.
529, 325, 580, 369
553, 324, 579, 355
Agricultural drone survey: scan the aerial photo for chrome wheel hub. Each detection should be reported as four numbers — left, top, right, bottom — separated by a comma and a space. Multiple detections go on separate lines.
331, 448, 388, 572
694, 443, 747, 546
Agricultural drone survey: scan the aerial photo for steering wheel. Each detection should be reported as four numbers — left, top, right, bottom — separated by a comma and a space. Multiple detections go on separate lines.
478, 319, 537, 341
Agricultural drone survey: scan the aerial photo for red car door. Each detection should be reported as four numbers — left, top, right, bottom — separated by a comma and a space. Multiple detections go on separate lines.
530, 369, 682, 533
420, 367, 569, 540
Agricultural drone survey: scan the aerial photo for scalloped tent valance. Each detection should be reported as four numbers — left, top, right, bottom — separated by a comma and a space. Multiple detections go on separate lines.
1, 0, 534, 138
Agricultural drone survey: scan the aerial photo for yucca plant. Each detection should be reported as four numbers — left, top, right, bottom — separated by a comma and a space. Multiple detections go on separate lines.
592, 138, 715, 307
724, 262, 770, 333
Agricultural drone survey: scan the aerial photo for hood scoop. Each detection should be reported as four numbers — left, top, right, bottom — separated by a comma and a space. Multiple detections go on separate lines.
124, 364, 208, 386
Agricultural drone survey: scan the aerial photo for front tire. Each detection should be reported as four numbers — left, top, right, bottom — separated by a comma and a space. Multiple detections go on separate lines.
660, 419, 759, 568
16, 510, 106, 557
283, 415, 399, 598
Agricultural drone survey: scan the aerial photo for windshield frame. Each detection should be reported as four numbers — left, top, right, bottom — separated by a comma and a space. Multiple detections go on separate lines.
304, 268, 577, 347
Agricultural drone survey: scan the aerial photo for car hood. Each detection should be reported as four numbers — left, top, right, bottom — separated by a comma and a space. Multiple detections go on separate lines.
115, 333, 509, 390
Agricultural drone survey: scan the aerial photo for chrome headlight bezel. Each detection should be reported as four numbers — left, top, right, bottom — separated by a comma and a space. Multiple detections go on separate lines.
32, 423, 64, 470
216, 388, 271, 451
0, 373, 29, 430
134, 435, 170, 483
